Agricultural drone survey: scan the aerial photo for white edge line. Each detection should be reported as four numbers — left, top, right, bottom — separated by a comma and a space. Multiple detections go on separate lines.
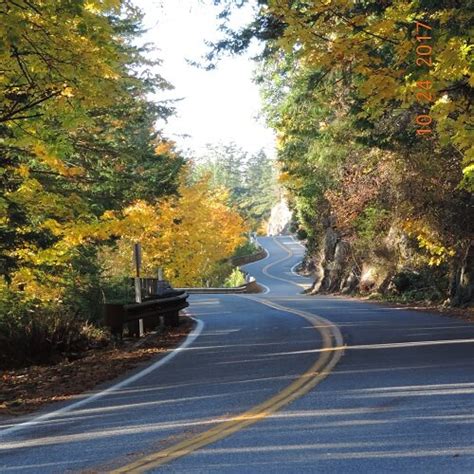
0, 316, 204, 438
240, 237, 271, 293
290, 261, 301, 276
242, 296, 344, 360
290, 235, 306, 248
256, 238, 271, 262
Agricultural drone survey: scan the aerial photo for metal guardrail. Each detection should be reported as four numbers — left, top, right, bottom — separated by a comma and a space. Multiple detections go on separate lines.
102, 241, 268, 336
231, 248, 267, 267
177, 277, 263, 294
103, 291, 189, 337
177, 285, 248, 294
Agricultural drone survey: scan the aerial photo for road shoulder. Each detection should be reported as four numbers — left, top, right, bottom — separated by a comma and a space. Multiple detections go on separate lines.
0, 317, 196, 420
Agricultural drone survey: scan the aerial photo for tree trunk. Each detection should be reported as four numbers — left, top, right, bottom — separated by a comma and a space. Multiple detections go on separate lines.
450, 241, 474, 306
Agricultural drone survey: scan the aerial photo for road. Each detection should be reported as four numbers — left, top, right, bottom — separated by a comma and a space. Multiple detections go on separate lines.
1, 236, 474, 473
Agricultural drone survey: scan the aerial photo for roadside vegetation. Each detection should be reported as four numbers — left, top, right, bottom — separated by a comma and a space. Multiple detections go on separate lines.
213, 0, 473, 307
224, 268, 247, 288
0, 2, 249, 368
233, 240, 261, 259
191, 142, 279, 232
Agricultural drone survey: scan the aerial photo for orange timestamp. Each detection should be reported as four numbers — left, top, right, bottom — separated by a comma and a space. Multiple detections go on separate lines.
414, 21, 434, 137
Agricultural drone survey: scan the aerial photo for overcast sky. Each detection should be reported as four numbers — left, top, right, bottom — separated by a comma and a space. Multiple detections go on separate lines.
132, 0, 275, 158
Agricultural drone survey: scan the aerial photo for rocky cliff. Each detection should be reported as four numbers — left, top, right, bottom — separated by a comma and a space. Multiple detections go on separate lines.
267, 200, 292, 236
304, 220, 473, 307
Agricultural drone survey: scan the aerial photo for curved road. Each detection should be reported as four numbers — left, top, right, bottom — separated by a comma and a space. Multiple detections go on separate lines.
1, 236, 474, 472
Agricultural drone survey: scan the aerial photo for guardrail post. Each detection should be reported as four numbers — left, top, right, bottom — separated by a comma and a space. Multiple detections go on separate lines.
104, 304, 125, 338
133, 243, 144, 337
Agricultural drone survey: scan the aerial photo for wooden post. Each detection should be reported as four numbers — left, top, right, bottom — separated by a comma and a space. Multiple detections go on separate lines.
133, 243, 144, 337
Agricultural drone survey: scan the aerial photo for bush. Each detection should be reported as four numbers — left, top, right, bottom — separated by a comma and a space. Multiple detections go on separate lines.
390, 268, 448, 303
100, 276, 135, 304
0, 288, 109, 369
392, 271, 425, 293
296, 227, 308, 240
224, 268, 247, 288
233, 240, 259, 258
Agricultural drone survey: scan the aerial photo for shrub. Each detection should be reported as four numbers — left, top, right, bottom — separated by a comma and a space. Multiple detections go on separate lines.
100, 276, 135, 304
0, 286, 108, 369
390, 268, 448, 303
224, 268, 247, 288
296, 227, 308, 240
392, 271, 424, 293
233, 240, 259, 258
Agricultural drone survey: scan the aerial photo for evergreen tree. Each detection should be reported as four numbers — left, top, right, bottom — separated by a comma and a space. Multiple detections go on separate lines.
192, 143, 278, 230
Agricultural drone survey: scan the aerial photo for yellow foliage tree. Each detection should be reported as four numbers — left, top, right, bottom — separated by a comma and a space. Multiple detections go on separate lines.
1, 1, 183, 305
101, 174, 247, 287
264, 0, 473, 189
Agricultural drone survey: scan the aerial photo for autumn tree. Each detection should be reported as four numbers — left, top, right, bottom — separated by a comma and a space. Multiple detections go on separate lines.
211, 0, 473, 304
101, 173, 247, 287
1, 1, 184, 306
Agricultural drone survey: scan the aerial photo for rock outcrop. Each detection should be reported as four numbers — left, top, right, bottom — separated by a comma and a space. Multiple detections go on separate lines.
308, 222, 423, 298
267, 200, 292, 236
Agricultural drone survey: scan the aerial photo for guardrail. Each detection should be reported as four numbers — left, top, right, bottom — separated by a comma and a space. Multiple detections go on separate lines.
103, 291, 189, 338
177, 277, 263, 294
231, 248, 267, 267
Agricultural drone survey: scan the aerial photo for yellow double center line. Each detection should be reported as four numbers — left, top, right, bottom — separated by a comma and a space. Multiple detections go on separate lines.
113, 296, 344, 473
262, 237, 307, 289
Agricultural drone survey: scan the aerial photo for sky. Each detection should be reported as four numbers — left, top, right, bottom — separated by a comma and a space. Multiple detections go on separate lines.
132, 0, 275, 158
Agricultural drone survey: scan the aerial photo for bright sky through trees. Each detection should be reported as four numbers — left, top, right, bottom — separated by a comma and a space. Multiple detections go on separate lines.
132, 0, 275, 156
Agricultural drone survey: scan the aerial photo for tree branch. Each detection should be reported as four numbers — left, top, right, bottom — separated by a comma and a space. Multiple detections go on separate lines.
0, 90, 61, 123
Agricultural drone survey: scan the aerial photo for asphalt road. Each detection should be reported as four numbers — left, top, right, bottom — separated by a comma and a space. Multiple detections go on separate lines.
1, 236, 474, 473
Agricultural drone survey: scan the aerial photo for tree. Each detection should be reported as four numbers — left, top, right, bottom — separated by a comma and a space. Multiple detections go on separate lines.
100, 173, 247, 287
210, 0, 474, 304
1, 1, 183, 303
192, 142, 278, 230
193, 142, 247, 194
239, 149, 279, 228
